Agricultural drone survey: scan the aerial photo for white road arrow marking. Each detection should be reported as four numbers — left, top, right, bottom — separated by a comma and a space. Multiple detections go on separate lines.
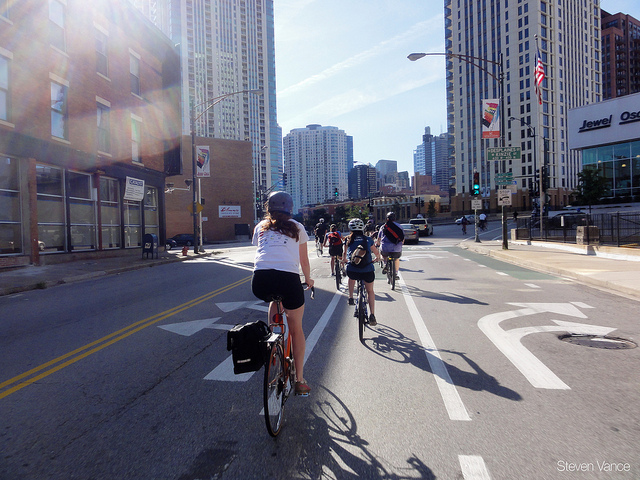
158, 318, 228, 336
215, 301, 267, 313
478, 303, 615, 389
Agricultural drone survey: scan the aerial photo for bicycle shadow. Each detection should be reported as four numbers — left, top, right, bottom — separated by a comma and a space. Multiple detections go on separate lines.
290, 384, 437, 479
401, 283, 489, 306
363, 324, 521, 401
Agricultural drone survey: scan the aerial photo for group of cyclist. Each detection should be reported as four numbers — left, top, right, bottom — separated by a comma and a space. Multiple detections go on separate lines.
250, 191, 406, 398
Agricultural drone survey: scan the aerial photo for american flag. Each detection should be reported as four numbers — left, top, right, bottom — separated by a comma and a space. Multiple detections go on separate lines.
534, 47, 545, 105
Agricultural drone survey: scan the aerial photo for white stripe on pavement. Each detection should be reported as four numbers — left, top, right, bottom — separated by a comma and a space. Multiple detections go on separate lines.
459, 455, 491, 479
398, 273, 471, 421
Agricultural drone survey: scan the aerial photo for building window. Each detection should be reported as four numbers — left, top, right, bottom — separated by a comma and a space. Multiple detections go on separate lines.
67, 171, 96, 251
95, 28, 108, 77
0, 55, 9, 122
49, 0, 66, 52
100, 177, 120, 249
36, 164, 65, 252
0, 0, 10, 19
0, 156, 21, 255
51, 81, 68, 139
123, 199, 141, 248
131, 116, 142, 163
130, 54, 140, 96
97, 102, 110, 153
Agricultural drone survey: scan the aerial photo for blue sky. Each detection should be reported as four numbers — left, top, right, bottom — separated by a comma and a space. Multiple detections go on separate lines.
274, 0, 640, 175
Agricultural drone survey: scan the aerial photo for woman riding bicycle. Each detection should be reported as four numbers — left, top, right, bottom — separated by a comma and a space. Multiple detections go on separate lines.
323, 224, 343, 276
342, 218, 380, 326
377, 212, 404, 281
251, 191, 314, 396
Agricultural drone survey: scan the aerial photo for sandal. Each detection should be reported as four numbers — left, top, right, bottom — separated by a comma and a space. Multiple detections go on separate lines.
295, 381, 311, 396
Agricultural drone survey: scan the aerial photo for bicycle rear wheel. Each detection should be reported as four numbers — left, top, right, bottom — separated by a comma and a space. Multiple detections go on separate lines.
334, 257, 341, 290
264, 341, 286, 437
390, 259, 396, 290
357, 282, 366, 342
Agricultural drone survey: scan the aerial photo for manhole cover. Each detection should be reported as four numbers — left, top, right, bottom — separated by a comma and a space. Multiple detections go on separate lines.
559, 334, 637, 350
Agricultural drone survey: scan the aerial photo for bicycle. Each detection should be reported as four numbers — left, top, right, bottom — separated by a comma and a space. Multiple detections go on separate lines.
315, 237, 323, 257
263, 284, 314, 437
354, 278, 368, 342
383, 254, 396, 291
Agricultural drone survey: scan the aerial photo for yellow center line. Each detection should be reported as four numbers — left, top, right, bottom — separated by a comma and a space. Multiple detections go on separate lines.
0, 275, 252, 400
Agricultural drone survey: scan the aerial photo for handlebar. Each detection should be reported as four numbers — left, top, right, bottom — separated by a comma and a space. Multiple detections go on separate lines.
301, 283, 315, 299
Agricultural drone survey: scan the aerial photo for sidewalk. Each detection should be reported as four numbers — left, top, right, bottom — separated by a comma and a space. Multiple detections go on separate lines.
0, 242, 252, 297
2, 240, 640, 300
461, 239, 640, 300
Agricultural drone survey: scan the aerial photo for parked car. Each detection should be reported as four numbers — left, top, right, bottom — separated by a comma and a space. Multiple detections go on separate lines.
548, 212, 587, 229
409, 217, 433, 236
166, 233, 195, 249
455, 215, 475, 225
400, 224, 419, 244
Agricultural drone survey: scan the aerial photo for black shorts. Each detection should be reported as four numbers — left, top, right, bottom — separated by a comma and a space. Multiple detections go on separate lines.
346, 269, 375, 284
328, 244, 343, 257
252, 269, 305, 310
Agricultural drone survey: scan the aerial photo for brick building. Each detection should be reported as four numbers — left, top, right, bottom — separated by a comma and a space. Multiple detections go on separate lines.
165, 136, 254, 243
0, 0, 181, 267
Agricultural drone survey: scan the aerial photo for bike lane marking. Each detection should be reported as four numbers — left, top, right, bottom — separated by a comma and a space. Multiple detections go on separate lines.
459, 455, 492, 479
397, 272, 471, 421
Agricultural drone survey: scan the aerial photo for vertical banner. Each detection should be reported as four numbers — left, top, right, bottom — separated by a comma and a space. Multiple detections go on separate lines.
481, 99, 500, 139
196, 145, 210, 178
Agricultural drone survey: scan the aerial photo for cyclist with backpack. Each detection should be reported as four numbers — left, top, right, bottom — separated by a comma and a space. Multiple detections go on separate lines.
323, 224, 343, 276
342, 218, 381, 326
377, 212, 404, 281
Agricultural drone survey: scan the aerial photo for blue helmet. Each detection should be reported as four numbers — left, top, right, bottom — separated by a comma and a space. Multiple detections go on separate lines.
268, 191, 293, 216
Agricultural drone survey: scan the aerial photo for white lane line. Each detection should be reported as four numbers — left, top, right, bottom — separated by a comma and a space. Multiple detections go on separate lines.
496, 271, 508, 276
459, 455, 491, 479
524, 283, 541, 289
398, 272, 471, 421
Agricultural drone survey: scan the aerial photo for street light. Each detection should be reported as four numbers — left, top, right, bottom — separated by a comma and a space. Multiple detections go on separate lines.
409, 51, 508, 248
189, 88, 263, 254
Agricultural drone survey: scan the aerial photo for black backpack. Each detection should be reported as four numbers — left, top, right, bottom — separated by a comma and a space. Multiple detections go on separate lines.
383, 221, 404, 244
226, 320, 271, 374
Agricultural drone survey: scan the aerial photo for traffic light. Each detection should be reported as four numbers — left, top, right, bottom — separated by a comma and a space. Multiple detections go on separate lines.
334, 187, 339, 197
421, 199, 425, 207
282, 173, 287, 187
472, 172, 480, 196
541, 165, 550, 192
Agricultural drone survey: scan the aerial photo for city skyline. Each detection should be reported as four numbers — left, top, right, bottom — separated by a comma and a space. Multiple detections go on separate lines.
274, 0, 640, 176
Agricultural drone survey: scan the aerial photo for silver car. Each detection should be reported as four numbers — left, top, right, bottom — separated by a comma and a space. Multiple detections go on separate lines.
401, 224, 419, 244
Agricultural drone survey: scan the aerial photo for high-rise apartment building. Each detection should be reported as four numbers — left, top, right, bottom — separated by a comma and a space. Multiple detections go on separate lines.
348, 164, 377, 200
130, 0, 281, 205
445, 0, 602, 211
283, 125, 350, 213
601, 10, 640, 99
414, 127, 451, 195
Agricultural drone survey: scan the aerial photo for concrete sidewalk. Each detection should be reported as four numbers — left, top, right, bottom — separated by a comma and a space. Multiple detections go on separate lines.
461, 239, 640, 300
0, 242, 253, 297
1, 239, 640, 300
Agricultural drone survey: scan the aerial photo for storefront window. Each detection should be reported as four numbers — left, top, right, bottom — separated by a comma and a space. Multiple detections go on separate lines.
37, 164, 65, 252
0, 157, 21, 255
613, 143, 630, 161
100, 177, 120, 249
143, 186, 159, 238
124, 200, 141, 248
582, 148, 596, 165
68, 171, 96, 251
632, 156, 640, 197
613, 160, 631, 195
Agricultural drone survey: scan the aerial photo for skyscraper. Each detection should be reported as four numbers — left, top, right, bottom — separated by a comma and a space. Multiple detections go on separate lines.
130, 0, 281, 207
414, 127, 451, 194
601, 10, 640, 99
283, 125, 350, 213
445, 0, 602, 211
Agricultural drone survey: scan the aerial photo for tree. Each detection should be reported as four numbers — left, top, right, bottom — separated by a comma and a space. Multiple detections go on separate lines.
345, 205, 369, 222
427, 199, 437, 219
571, 167, 610, 213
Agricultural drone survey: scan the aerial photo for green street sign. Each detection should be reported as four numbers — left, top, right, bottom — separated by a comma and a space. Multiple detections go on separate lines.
495, 172, 513, 185
487, 147, 521, 161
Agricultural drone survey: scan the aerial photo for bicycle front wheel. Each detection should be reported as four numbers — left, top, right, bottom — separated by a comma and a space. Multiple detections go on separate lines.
264, 342, 286, 437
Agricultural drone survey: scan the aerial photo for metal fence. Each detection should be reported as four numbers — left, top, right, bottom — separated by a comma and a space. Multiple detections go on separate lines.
516, 212, 640, 247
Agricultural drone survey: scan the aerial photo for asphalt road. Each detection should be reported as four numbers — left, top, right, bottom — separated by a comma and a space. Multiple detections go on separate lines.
1, 224, 638, 479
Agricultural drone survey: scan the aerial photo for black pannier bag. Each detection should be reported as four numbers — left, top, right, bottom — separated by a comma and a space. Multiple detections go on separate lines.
226, 320, 271, 374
